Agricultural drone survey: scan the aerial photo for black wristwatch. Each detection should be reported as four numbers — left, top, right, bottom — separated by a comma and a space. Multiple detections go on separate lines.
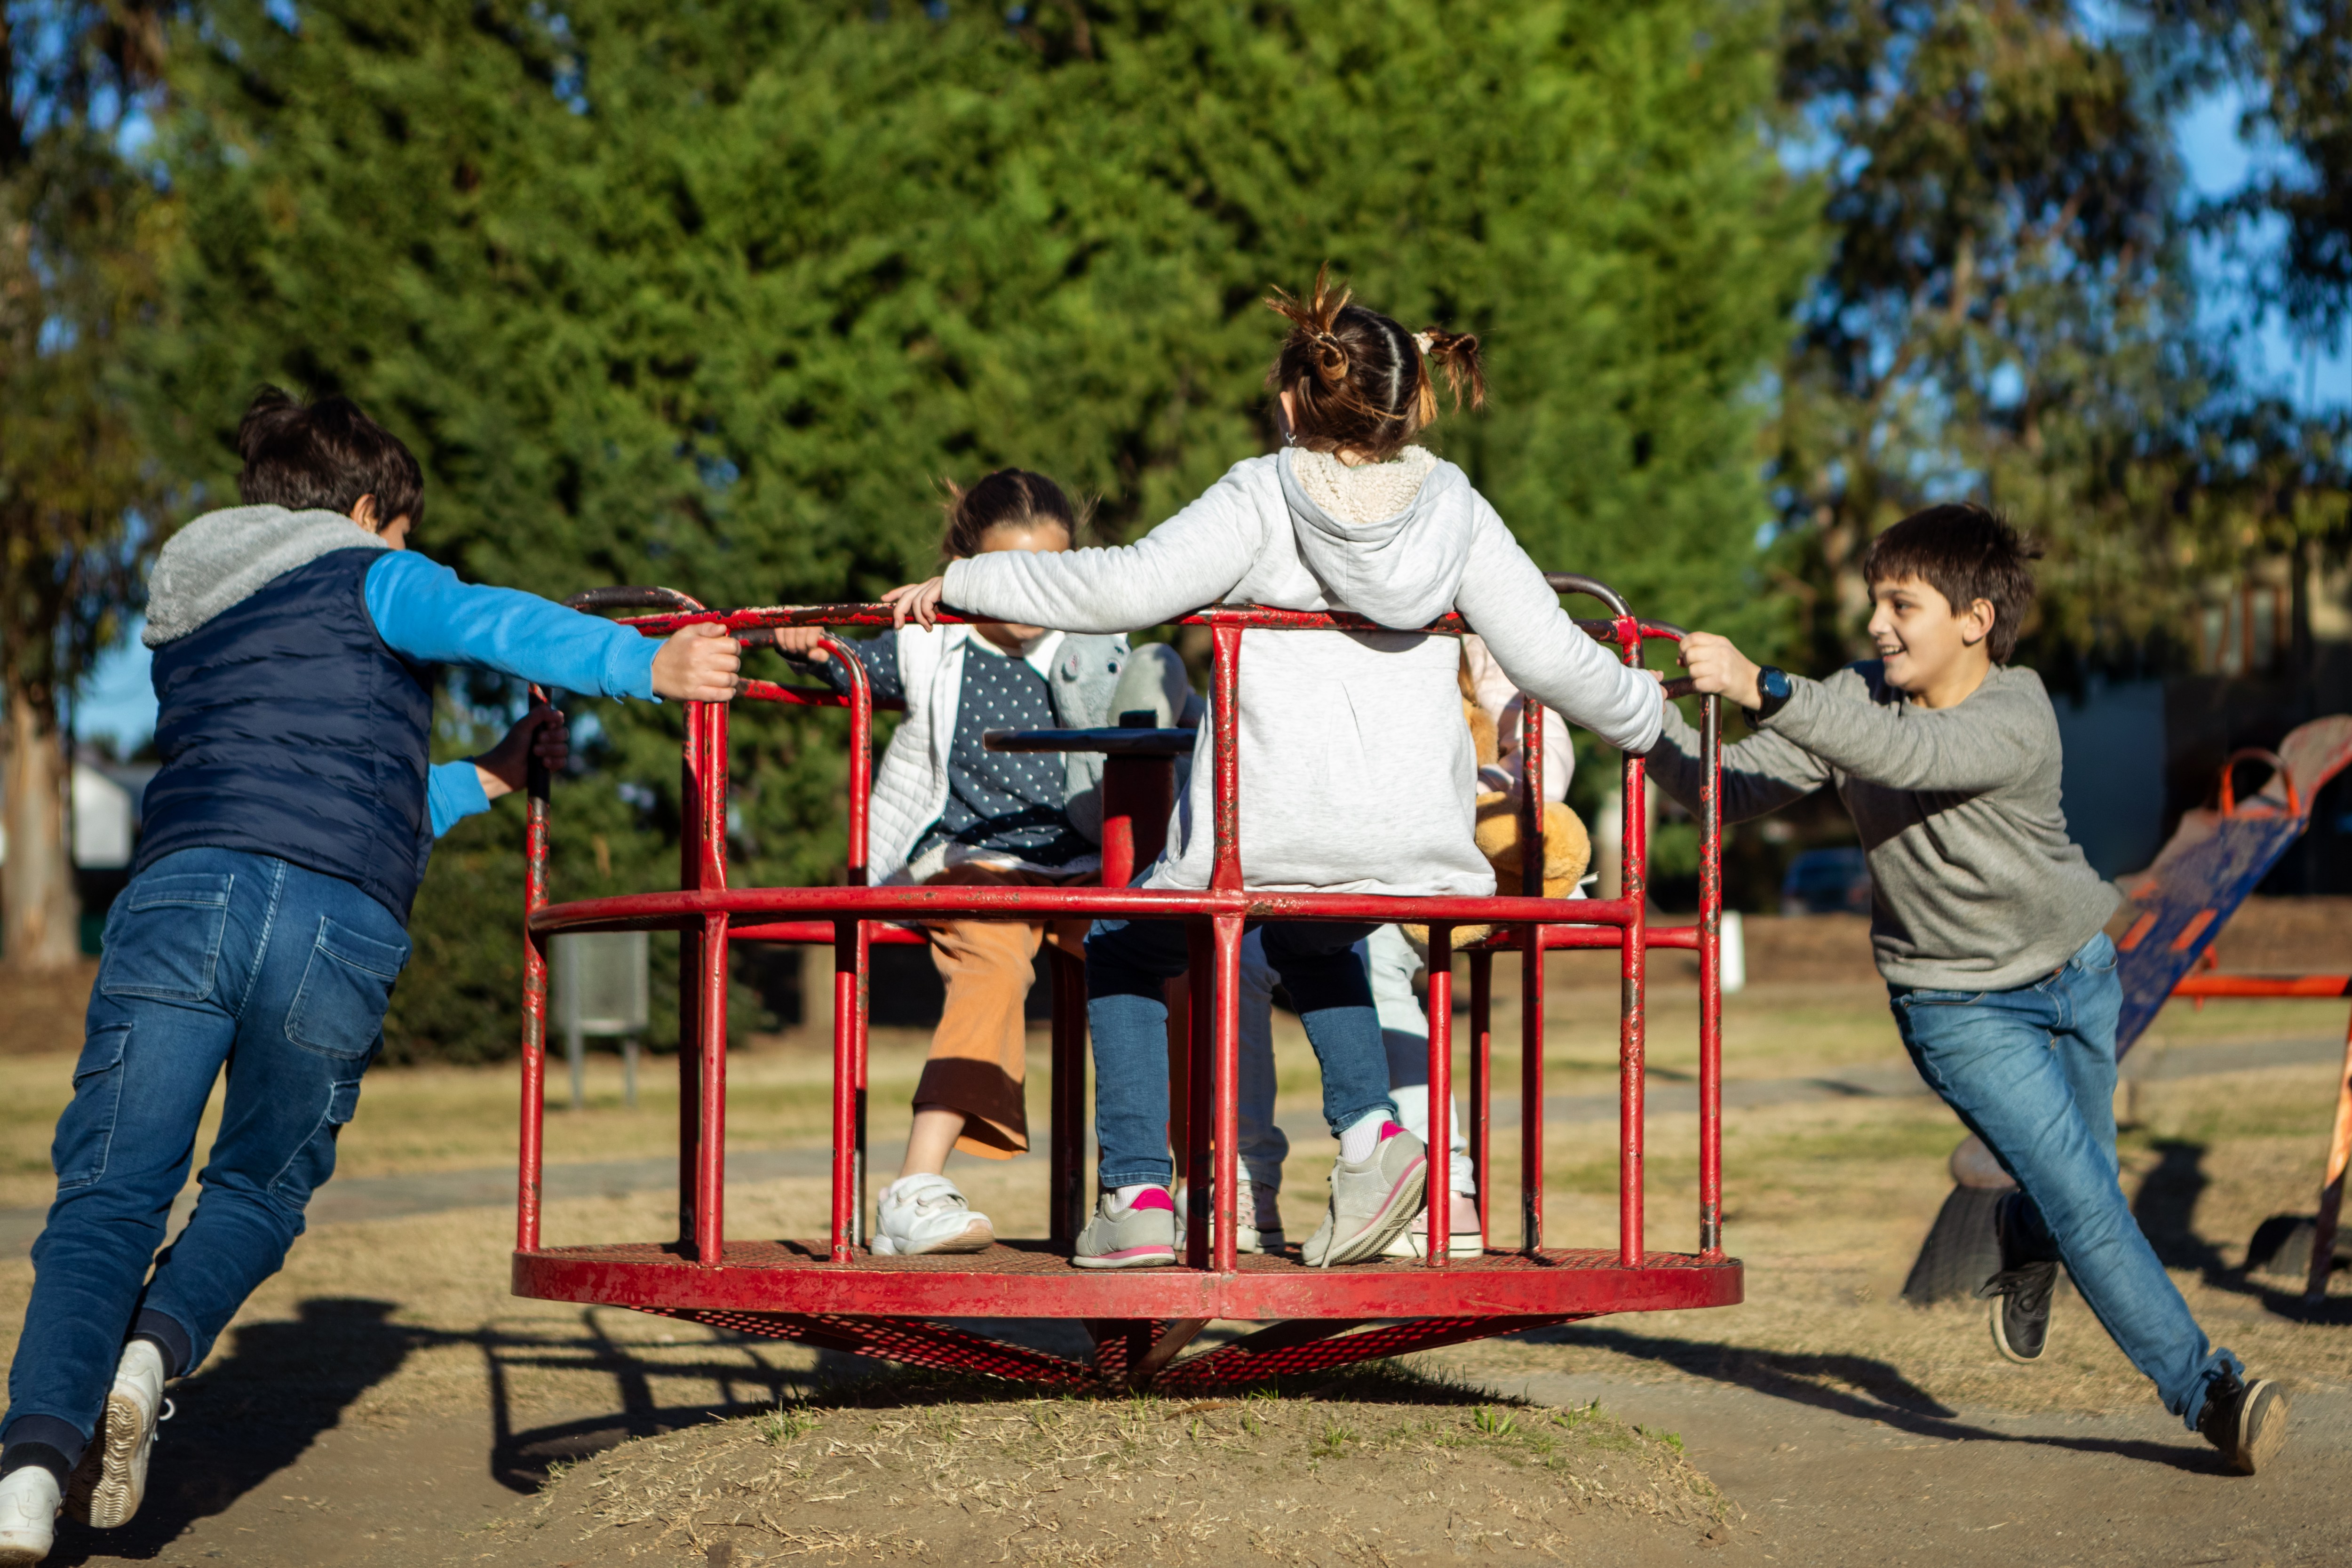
1748, 666, 1793, 723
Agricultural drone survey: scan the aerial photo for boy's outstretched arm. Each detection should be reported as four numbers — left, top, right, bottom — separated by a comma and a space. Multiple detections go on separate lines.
365, 552, 739, 703
1679, 631, 2036, 795
1641, 631, 1836, 822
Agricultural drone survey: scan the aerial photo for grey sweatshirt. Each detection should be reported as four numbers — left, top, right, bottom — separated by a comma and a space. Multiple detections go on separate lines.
1644, 662, 2118, 991
944, 449, 1663, 897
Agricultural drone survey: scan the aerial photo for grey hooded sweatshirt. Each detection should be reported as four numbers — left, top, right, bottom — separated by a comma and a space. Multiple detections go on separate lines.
943, 448, 1663, 897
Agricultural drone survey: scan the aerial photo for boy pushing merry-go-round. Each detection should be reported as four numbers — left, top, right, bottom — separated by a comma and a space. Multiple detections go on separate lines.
0, 389, 742, 1563
1653, 502, 2289, 1473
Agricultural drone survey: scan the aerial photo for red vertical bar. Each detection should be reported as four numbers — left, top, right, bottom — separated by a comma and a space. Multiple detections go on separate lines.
830, 916, 858, 1262
1616, 615, 1647, 1268
1183, 921, 1213, 1266
1697, 692, 1724, 1258
694, 702, 731, 1266
1211, 913, 1243, 1274
1209, 622, 1244, 893
516, 687, 552, 1254
829, 637, 874, 1250
852, 917, 870, 1249
1425, 925, 1454, 1269
1469, 948, 1492, 1250
676, 701, 706, 1250
1519, 696, 1546, 1255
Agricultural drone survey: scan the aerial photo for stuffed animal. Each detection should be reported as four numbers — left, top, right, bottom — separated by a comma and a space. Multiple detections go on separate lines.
1405, 650, 1592, 950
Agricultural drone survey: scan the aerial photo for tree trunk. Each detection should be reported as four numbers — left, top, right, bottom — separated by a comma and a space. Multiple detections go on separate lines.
2, 684, 81, 973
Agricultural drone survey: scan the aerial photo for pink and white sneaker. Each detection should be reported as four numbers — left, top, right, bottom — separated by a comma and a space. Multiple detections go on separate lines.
1303, 1122, 1428, 1266
1072, 1187, 1177, 1270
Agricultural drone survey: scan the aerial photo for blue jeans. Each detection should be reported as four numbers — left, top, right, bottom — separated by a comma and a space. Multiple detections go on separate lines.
3, 850, 407, 1459
1087, 919, 1391, 1189
1890, 932, 2237, 1427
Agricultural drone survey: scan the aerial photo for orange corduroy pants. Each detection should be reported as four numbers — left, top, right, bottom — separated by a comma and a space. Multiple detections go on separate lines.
913, 863, 1091, 1159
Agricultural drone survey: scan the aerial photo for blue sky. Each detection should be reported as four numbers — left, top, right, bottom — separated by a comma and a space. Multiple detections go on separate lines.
67, 86, 2352, 755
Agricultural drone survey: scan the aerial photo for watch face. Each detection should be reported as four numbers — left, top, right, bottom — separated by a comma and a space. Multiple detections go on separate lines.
1762, 668, 1791, 701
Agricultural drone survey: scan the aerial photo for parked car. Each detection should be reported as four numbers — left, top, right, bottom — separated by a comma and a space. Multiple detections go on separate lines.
1780, 846, 1871, 916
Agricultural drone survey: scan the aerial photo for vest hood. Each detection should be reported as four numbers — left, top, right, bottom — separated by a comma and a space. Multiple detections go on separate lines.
145, 505, 389, 646
1275, 451, 1478, 629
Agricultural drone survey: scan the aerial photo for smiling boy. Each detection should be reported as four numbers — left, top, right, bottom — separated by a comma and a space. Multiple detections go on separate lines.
1647, 503, 2288, 1473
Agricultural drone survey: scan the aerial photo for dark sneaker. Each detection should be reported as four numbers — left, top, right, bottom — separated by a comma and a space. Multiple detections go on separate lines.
2197, 1372, 2289, 1473
1979, 1260, 2058, 1362
1978, 1192, 2058, 1363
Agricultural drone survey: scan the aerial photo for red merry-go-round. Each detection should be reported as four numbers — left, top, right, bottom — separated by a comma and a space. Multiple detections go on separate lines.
506, 573, 1738, 1391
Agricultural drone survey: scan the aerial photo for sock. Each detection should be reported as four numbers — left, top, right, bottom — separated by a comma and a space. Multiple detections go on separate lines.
0, 1441, 72, 1486
1, 1411, 85, 1484
1112, 1184, 1172, 1212
1339, 1112, 1398, 1165
132, 1308, 192, 1381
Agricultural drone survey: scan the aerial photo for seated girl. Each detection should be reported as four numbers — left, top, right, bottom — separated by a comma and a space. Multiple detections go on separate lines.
778, 470, 1185, 1257
882, 271, 1663, 1267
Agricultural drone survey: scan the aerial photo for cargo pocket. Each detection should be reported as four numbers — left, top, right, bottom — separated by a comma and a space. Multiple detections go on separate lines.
97, 873, 235, 1003
53, 1023, 133, 1189
268, 1075, 366, 1209
284, 917, 409, 1061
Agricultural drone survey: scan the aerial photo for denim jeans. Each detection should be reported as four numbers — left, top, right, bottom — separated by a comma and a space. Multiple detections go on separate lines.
3, 850, 407, 1458
1890, 931, 2237, 1427
1231, 924, 1476, 1196
1087, 918, 1391, 1189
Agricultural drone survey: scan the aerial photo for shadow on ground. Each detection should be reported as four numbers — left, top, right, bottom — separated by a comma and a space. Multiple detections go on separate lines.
1505, 1322, 2234, 1474
47, 1299, 420, 1567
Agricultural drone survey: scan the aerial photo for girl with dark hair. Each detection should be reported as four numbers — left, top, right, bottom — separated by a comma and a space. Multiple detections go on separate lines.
777, 471, 1190, 1258
882, 270, 1665, 1270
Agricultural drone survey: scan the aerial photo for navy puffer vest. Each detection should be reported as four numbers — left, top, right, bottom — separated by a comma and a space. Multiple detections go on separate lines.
134, 548, 437, 922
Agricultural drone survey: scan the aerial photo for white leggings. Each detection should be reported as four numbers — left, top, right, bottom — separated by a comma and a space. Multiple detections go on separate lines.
1234, 923, 1472, 1196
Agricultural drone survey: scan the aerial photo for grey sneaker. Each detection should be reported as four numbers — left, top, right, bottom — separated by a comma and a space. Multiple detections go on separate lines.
1303, 1122, 1428, 1267
1383, 1191, 1484, 1258
1072, 1188, 1177, 1270
1174, 1177, 1285, 1255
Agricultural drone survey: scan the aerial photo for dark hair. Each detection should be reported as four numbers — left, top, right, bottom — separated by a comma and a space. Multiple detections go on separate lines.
938, 468, 1087, 562
1263, 264, 1486, 462
1862, 503, 2043, 663
236, 386, 425, 526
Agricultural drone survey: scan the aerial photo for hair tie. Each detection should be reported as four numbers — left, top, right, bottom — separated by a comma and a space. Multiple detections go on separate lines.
1413, 332, 1433, 355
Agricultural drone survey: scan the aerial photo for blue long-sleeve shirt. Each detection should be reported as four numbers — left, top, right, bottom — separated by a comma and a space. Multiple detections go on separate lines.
364, 551, 663, 835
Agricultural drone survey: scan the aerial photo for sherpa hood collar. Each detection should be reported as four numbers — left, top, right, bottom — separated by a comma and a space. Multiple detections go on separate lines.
1275, 450, 1477, 629
144, 505, 389, 646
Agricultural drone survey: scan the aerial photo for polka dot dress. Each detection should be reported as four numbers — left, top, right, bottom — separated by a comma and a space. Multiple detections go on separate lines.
829, 634, 1094, 868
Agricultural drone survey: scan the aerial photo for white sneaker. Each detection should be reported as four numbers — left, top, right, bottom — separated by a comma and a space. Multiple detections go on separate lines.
871, 1174, 993, 1258
1383, 1192, 1485, 1258
1303, 1122, 1428, 1267
68, 1338, 169, 1529
0, 1465, 60, 1564
1173, 1177, 1286, 1256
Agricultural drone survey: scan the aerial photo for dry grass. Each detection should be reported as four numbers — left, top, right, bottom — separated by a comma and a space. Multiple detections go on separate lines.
504, 1363, 1733, 1565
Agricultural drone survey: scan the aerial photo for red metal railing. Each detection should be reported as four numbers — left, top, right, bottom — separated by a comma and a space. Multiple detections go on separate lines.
516, 583, 1724, 1296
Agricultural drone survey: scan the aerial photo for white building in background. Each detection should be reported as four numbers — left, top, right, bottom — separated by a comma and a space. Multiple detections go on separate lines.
0, 757, 156, 872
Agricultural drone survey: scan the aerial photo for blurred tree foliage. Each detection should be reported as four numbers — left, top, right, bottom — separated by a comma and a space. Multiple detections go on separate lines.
1767, 0, 2350, 673
138, 0, 1815, 1058
2151, 0, 2350, 342
1, 1, 171, 971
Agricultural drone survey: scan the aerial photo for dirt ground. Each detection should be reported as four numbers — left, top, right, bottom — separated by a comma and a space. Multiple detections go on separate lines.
2, 946, 2350, 1565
